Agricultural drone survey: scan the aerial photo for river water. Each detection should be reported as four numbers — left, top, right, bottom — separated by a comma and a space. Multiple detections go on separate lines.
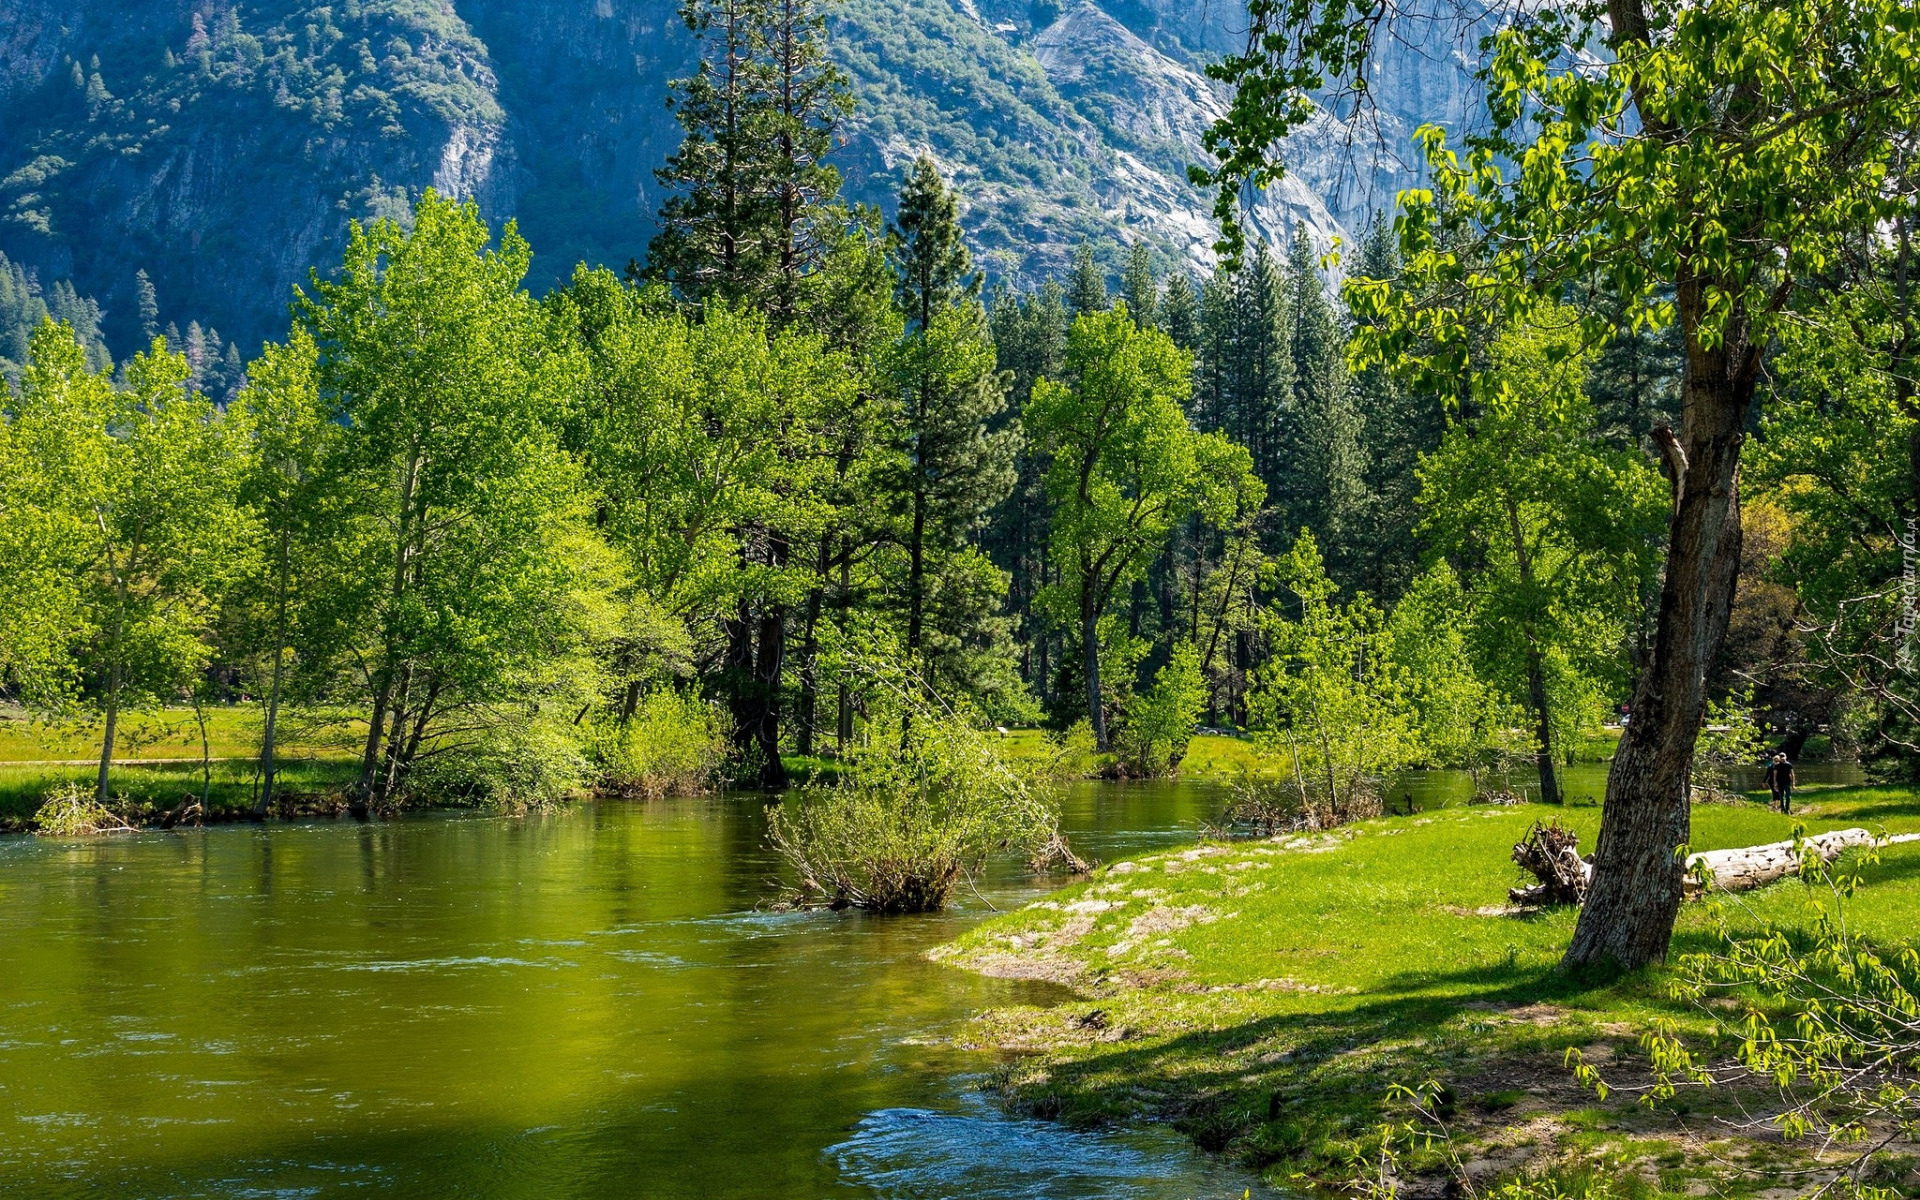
0, 762, 1865, 1199
0, 780, 1274, 1200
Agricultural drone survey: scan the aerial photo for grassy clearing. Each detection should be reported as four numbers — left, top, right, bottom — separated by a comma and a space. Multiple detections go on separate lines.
937, 784, 1920, 1196
0, 758, 360, 829
0, 703, 354, 763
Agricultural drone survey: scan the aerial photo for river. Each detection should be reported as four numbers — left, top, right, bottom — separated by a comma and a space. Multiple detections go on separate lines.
0, 763, 1864, 1199
0, 780, 1273, 1200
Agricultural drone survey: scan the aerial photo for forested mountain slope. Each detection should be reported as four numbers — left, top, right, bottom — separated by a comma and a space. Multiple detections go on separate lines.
0, 0, 1473, 358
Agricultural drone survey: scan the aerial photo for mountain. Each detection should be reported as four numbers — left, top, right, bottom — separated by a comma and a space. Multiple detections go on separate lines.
0, 0, 1476, 360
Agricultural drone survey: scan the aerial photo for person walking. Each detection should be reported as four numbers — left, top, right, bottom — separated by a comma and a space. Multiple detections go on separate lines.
1763, 752, 1796, 814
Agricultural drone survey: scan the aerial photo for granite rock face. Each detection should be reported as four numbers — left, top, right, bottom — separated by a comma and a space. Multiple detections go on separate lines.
0, 0, 1476, 354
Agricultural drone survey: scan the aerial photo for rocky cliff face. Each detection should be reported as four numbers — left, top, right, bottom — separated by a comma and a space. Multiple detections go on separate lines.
0, 0, 1476, 356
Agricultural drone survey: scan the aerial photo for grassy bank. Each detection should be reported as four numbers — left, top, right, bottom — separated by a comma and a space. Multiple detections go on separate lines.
937, 785, 1920, 1196
0, 704, 366, 830
0, 758, 361, 830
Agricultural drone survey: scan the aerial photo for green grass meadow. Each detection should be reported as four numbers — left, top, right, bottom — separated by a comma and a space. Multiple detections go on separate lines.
942, 784, 1920, 1194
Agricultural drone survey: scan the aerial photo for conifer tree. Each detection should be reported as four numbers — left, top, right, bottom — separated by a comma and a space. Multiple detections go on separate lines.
884, 161, 1015, 673
1158, 271, 1199, 351
891, 156, 977, 332
645, 0, 849, 320
1120, 243, 1158, 330
646, 0, 773, 306
1228, 242, 1293, 492
1346, 215, 1438, 602
760, 0, 855, 324
134, 269, 160, 342
1193, 266, 1236, 434
1066, 244, 1107, 316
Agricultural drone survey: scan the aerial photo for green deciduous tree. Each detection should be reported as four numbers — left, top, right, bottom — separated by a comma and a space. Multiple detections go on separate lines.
298, 193, 613, 812
1417, 316, 1665, 806
1250, 531, 1418, 821
557, 266, 856, 784
1202, 0, 1920, 967
231, 328, 339, 813
10, 321, 256, 803
1027, 307, 1263, 746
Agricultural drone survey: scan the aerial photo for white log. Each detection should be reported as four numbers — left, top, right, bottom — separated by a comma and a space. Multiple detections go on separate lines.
1683, 829, 1920, 895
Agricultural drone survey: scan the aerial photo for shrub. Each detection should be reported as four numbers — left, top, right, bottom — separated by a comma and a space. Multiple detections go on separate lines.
600, 687, 729, 799
1221, 772, 1382, 836
33, 783, 130, 836
403, 716, 588, 811
769, 701, 1075, 912
1114, 642, 1206, 777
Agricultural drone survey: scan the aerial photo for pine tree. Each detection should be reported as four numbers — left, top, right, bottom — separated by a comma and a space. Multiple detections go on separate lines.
1193, 266, 1236, 434
134, 269, 160, 342
1346, 215, 1441, 602
646, 0, 773, 306
1278, 224, 1364, 583
885, 161, 1014, 673
1066, 244, 1107, 316
1286, 225, 1339, 419
645, 0, 849, 320
1158, 271, 1199, 351
760, 0, 855, 324
1120, 243, 1158, 329
890, 156, 977, 332
1228, 242, 1293, 493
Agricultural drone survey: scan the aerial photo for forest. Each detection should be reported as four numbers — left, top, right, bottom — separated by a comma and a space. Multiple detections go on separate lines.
2, 0, 1919, 1193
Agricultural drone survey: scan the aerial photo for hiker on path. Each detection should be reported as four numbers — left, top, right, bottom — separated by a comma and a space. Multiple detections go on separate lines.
1763, 752, 1796, 814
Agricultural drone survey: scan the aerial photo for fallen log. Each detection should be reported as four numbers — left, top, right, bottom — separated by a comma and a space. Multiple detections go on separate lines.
1683, 829, 1920, 895
1506, 827, 1920, 906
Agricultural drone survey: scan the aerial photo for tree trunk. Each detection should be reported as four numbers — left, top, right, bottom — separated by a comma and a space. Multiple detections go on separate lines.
836, 537, 853, 752
1082, 606, 1107, 749
753, 600, 788, 789
1565, 335, 1755, 970
907, 489, 926, 662
796, 536, 828, 758
353, 669, 392, 819
97, 655, 121, 807
1525, 640, 1561, 805
255, 529, 291, 816
1682, 829, 1920, 895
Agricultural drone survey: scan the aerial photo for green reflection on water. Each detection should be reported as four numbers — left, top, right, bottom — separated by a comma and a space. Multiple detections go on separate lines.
0, 765, 1858, 1198
0, 785, 1260, 1200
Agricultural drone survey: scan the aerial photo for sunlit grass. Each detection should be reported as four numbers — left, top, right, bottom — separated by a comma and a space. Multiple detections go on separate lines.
944, 784, 1920, 1191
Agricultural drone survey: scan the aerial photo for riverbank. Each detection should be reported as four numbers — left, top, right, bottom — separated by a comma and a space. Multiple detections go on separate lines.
936, 784, 1920, 1196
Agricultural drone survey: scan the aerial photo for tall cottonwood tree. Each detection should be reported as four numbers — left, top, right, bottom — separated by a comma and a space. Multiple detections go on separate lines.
232, 329, 338, 813
300, 194, 607, 812
1419, 316, 1666, 806
1201, 0, 1920, 965
1027, 307, 1262, 746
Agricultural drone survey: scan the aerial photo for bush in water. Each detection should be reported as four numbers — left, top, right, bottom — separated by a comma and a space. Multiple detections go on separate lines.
600, 688, 730, 799
770, 700, 1076, 913
33, 783, 130, 836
